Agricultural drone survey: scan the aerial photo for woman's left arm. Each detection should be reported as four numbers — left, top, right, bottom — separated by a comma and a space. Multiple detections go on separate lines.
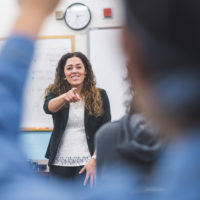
79, 151, 96, 188
79, 89, 111, 188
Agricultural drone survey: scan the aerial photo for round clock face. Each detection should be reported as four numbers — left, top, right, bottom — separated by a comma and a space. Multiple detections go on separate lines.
64, 3, 91, 31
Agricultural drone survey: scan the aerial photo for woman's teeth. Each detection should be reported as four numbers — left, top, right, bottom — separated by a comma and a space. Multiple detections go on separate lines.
71, 76, 79, 80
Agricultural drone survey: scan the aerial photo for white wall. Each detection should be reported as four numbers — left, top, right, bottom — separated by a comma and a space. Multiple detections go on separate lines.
0, 0, 124, 55
0, 0, 125, 159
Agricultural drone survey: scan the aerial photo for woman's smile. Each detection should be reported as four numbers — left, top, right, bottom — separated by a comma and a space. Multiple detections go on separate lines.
71, 74, 80, 81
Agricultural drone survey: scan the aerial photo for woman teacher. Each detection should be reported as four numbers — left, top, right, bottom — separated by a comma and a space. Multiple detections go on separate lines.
43, 52, 111, 187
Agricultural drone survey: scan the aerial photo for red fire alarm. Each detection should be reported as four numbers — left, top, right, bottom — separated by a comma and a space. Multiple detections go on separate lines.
104, 8, 112, 18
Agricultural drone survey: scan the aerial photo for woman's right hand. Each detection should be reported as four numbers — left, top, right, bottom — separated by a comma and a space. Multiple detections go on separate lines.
63, 88, 81, 103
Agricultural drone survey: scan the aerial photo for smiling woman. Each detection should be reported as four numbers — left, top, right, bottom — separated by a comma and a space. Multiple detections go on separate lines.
43, 52, 111, 187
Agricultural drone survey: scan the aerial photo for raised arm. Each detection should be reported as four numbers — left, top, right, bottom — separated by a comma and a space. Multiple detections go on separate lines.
0, 0, 60, 138
15, 0, 60, 39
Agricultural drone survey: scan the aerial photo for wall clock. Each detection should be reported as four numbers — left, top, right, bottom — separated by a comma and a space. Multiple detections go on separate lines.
64, 3, 92, 31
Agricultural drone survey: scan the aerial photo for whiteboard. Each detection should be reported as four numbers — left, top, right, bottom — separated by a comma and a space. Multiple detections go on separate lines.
88, 28, 128, 121
20, 36, 74, 129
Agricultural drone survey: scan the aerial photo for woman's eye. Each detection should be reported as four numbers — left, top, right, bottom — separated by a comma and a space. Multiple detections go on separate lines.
67, 67, 72, 70
75, 66, 81, 69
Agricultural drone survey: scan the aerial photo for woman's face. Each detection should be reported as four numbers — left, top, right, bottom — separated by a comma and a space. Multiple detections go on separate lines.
64, 56, 86, 88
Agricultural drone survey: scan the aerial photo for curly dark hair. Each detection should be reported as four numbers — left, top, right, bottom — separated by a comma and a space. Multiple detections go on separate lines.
45, 52, 103, 117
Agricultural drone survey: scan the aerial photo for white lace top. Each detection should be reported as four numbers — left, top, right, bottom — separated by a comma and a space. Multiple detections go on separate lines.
53, 100, 91, 166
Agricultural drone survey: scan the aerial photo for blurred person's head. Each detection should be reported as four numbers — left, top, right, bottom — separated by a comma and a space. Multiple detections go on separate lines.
122, 0, 200, 133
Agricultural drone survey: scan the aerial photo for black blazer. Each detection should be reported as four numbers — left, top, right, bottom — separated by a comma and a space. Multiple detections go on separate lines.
43, 89, 111, 165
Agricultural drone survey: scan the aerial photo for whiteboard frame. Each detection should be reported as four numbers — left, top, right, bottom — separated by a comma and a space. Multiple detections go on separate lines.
0, 35, 75, 52
23, 35, 75, 131
38, 35, 75, 53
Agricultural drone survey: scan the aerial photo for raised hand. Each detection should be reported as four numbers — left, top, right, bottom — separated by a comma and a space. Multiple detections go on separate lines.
14, 0, 61, 38
18, 0, 60, 17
